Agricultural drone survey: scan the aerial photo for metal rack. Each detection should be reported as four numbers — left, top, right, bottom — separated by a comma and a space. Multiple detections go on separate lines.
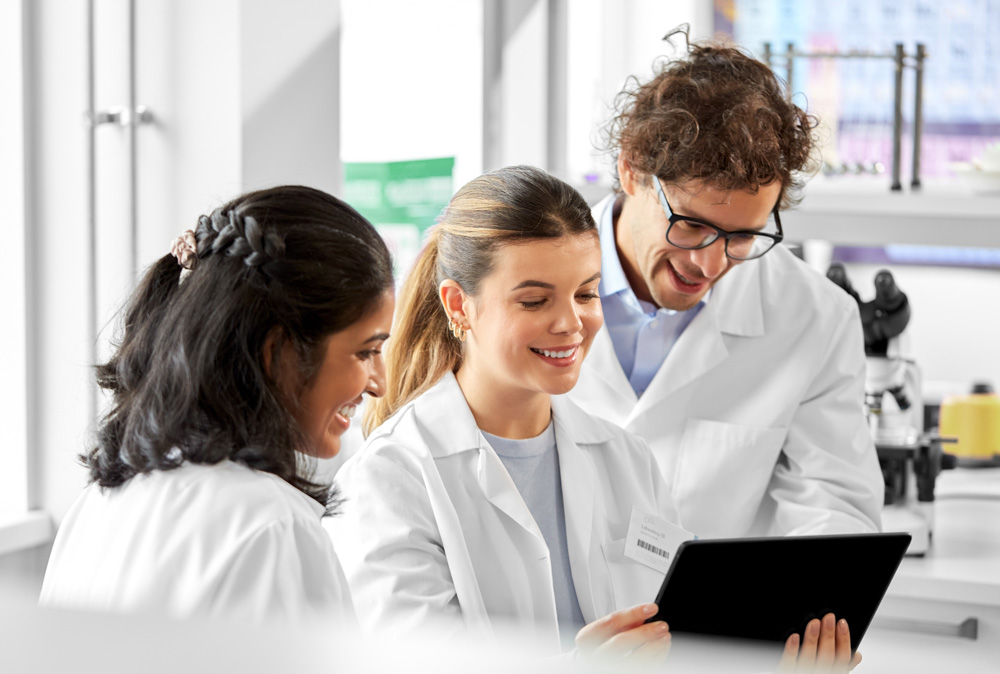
763, 42, 927, 192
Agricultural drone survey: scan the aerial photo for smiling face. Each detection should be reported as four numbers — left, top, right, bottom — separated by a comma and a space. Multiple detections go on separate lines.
616, 156, 783, 311
451, 233, 603, 409
290, 290, 394, 458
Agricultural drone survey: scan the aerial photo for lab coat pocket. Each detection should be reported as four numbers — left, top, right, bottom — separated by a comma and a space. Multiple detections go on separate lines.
601, 538, 666, 611
675, 419, 786, 536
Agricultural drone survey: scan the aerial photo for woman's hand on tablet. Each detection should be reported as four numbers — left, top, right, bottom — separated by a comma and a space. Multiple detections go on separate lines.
575, 603, 672, 664
778, 613, 862, 673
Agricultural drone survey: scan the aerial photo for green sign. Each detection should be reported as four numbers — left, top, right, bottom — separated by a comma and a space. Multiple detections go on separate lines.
344, 156, 454, 230
344, 157, 455, 280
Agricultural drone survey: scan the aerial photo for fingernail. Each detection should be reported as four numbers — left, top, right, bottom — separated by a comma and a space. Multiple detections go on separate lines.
656, 621, 669, 632
838, 619, 848, 634
788, 634, 800, 648
824, 613, 835, 630
808, 619, 820, 637
643, 604, 658, 615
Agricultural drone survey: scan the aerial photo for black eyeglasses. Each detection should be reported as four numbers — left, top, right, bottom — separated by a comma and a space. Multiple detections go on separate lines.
652, 177, 783, 261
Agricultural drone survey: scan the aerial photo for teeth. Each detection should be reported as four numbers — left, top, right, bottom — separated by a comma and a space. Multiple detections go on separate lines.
338, 405, 356, 419
532, 347, 575, 359
675, 269, 698, 285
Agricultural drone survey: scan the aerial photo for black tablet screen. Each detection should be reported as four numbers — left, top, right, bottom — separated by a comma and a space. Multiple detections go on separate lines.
651, 532, 911, 653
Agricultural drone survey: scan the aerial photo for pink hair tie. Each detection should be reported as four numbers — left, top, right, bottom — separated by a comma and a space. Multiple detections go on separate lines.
169, 230, 198, 270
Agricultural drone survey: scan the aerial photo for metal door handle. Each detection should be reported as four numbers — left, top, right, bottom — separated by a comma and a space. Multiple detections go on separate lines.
871, 616, 978, 640
89, 105, 153, 127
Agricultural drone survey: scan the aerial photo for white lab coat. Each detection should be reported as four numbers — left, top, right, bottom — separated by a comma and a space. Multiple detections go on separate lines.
40, 460, 355, 625
328, 372, 680, 652
568, 196, 883, 539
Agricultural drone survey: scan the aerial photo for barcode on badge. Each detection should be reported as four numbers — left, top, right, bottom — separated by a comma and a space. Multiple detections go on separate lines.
637, 539, 669, 559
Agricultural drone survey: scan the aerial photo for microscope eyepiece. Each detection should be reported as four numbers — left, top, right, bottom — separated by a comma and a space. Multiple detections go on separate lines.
874, 269, 906, 311
826, 262, 860, 304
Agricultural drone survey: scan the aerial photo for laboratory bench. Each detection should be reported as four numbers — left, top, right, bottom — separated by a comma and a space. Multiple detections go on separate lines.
861, 467, 1000, 672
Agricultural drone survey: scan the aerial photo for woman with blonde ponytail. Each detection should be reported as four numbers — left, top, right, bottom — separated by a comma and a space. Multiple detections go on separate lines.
330, 166, 684, 660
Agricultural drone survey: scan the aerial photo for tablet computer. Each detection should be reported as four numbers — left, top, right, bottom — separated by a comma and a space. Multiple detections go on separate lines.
649, 532, 911, 653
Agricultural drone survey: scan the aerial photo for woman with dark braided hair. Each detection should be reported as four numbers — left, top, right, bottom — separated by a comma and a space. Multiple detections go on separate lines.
39, 185, 394, 623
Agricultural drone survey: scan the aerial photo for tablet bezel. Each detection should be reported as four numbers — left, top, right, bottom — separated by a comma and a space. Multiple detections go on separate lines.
648, 532, 911, 653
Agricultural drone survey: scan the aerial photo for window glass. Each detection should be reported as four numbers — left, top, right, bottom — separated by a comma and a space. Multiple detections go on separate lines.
340, 0, 483, 187
721, 0, 1000, 179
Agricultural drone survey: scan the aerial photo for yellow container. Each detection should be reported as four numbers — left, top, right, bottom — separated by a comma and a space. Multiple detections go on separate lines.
939, 384, 1000, 463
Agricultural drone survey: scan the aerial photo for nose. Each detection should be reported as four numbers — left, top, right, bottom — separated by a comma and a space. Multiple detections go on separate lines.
688, 238, 730, 279
366, 354, 387, 398
551, 299, 584, 335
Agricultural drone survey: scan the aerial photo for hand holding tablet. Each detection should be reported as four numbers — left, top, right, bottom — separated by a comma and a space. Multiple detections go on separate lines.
647, 533, 910, 663
779, 613, 863, 673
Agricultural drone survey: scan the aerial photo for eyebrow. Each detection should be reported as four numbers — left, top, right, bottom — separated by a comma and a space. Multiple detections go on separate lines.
364, 333, 390, 344
510, 272, 602, 292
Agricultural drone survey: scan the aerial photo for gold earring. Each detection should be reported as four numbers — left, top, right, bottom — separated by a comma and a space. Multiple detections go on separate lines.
447, 317, 467, 342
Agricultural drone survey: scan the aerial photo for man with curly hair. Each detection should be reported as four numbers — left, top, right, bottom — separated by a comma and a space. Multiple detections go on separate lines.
570, 35, 883, 540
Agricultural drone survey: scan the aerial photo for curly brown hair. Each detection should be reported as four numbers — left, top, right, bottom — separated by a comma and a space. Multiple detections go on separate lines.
607, 31, 819, 208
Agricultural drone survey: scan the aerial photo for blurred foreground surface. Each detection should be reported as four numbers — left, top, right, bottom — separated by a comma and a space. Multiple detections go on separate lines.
1, 593, 995, 674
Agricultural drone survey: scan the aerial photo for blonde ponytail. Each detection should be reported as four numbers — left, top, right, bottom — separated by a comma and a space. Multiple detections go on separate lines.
364, 231, 462, 433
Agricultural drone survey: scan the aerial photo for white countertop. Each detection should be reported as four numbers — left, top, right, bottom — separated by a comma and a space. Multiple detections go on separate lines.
885, 468, 1000, 607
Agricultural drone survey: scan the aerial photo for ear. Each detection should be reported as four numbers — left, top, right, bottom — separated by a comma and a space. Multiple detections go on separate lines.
618, 153, 642, 197
439, 279, 470, 328
262, 326, 297, 385
262, 326, 281, 380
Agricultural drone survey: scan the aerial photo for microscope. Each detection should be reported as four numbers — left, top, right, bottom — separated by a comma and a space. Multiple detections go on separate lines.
827, 264, 955, 555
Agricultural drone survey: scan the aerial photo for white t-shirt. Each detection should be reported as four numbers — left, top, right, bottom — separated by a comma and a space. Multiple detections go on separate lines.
40, 460, 355, 624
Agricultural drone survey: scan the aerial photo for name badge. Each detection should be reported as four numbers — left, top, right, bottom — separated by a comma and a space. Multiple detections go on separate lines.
623, 506, 696, 575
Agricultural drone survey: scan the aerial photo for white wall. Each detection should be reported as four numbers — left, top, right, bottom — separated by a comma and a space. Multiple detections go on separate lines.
241, 0, 341, 195
839, 262, 1000, 399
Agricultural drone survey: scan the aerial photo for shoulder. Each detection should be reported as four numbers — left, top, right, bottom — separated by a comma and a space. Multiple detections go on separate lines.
178, 464, 337, 576
552, 394, 650, 457
338, 401, 437, 491
354, 372, 480, 468
756, 246, 857, 319
719, 246, 858, 343
149, 461, 325, 530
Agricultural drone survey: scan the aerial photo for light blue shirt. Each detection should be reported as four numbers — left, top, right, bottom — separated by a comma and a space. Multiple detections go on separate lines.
597, 197, 709, 397
482, 422, 586, 649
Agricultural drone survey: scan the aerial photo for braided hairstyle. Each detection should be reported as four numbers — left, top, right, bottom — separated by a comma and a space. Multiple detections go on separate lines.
87, 185, 393, 512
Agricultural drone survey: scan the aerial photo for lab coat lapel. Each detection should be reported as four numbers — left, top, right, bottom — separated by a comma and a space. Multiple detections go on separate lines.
628, 259, 764, 422
477, 441, 547, 545
551, 397, 603, 623
415, 373, 545, 542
